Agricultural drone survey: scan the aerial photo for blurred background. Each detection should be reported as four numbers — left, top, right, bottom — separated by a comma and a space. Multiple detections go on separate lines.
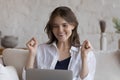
0, 0, 120, 50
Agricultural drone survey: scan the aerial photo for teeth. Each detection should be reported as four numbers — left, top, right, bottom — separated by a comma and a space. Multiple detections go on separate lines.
59, 34, 64, 36
58, 34, 64, 38
59, 34, 63, 36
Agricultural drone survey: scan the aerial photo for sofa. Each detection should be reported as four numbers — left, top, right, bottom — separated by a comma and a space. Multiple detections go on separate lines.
0, 49, 29, 80
0, 48, 120, 80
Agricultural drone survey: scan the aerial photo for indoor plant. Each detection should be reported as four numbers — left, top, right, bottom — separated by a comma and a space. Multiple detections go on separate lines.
112, 17, 120, 49
112, 17, 120, 33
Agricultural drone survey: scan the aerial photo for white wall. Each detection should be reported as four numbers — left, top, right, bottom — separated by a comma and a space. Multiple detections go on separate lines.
0, 0, 120, 50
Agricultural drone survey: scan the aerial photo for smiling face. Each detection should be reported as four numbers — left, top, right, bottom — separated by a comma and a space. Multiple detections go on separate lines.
45, 6, 80, 47
52, 16, 75, 43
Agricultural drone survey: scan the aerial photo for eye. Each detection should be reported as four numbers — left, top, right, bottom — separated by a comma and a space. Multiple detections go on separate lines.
63, 24, 68, 27
52, 25, 58, 28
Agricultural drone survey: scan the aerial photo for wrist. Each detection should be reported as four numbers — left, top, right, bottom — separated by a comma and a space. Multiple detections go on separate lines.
29, 52, 36, 58
82, 57, 87, 61
81, 52, 88, 59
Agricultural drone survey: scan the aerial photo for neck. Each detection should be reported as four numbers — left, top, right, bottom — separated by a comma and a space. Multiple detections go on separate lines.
57, 41, 70, 51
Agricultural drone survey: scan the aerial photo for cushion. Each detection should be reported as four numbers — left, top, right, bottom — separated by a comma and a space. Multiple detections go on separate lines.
2, 48, 29, 80
94, 50, 120, 80
0, 64, 19, 80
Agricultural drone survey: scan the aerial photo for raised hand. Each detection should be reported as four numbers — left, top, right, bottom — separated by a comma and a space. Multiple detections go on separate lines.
26, 37, 38, 56
81, 40, 93, 59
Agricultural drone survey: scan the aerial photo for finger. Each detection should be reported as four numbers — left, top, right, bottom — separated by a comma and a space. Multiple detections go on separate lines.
85, 40, 90, 49
26, 42, 32, 49
31, 37, 38, 47
27, 43, 32, 48
26, 38, 35, 47
32, 37, 38, 44
30, 39, 35, 46
26, 41, 33, 48
82, 40, 91, 49
82, 40, 88, 49
85, 40, 93, 49
82, 40, 87, 46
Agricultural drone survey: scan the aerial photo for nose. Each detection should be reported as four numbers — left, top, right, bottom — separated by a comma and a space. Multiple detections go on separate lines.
58, 26, 63, 33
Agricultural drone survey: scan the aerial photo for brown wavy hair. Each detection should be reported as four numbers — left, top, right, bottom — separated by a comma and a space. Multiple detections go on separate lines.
44, 6, 80, 47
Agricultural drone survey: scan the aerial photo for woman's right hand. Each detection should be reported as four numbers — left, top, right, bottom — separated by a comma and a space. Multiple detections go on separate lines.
26, 37, 38, 56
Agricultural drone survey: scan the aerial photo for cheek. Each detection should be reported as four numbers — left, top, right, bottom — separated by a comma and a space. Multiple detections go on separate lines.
52, 29, 57, 36
69, 31, 73, 36
65, 30, 72, 37
68, 28, 73, 34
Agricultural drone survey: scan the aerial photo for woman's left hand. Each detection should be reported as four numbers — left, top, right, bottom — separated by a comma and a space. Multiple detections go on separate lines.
81, 40, 93, 59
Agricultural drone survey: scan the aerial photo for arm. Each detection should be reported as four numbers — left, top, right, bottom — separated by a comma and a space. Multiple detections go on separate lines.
25, 37, 38, 69
80, 40, 96, 80
80, 55, 89, 79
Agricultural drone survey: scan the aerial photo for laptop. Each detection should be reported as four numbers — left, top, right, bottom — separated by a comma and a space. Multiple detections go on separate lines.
26, 69, 73, 80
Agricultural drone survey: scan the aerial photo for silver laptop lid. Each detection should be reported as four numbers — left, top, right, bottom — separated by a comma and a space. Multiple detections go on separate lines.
26, 69, 73, 80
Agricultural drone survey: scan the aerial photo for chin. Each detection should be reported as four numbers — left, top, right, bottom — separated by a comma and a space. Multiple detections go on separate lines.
58, 39, 67, 42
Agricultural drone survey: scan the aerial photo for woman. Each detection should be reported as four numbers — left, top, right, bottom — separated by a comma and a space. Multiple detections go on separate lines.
25, 6, 96, 80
